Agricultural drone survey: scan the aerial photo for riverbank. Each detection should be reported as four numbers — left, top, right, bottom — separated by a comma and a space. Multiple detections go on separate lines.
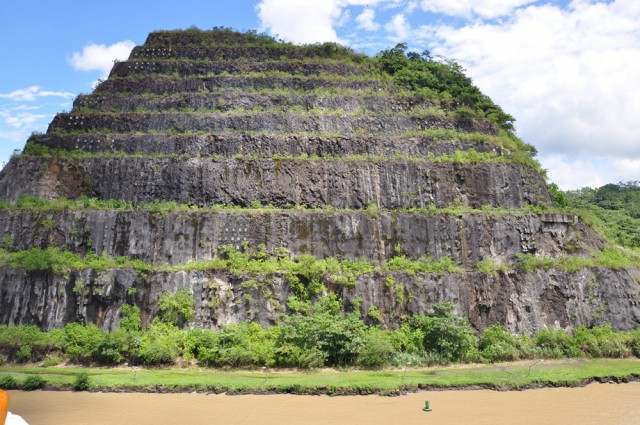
1, 358, 639, 395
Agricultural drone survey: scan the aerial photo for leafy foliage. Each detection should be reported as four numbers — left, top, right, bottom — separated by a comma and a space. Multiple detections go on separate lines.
72, 372, 90, 391
409, 302, 478, 362
158, 289, 196, 328
0, 375, 17, 389
22, 375, 46, 390
565, 181, 640, 248
376, 43, 516, 133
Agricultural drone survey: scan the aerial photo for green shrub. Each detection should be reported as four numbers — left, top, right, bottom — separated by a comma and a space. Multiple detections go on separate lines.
97, 329, 139, 365
63, 323, 105, 364
22, 375, 46, 391
0, 324, 63, 362
548, 183, 568, 208
479, 324, 535, 362
411, 302, 478, 363
628, 329, 640, 357
279, 312, 367, 367
357, 329, 395, 368
0, 375, 18, 389
43, 354, 63, 367
119, 304, 142, 332
137, 322, 185, 365
534, 328, 581, 358
158, 289, 195, 327
573, 325, 630, 358
73, 372, 90, 391
185, 328, 221, 366
215, 322, 276, 367
16, 345, 33, 362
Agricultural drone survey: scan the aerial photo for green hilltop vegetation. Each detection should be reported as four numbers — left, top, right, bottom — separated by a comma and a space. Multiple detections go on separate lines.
563, 181, 640, 248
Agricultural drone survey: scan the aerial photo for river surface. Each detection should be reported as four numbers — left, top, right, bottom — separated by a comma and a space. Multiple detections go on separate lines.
7, 382, 640, 425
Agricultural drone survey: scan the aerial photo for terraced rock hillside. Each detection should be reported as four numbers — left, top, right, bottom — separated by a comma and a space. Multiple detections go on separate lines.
0, 29, 638, 334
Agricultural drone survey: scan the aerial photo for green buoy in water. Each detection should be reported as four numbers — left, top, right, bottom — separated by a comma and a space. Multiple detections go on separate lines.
423, 400, 432, 412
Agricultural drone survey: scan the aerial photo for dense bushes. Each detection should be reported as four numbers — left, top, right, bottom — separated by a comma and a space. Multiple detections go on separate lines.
22, 375, 46, 391
564, 181, 640, 248
376, 43, 517, 134
0, 304, 638, 369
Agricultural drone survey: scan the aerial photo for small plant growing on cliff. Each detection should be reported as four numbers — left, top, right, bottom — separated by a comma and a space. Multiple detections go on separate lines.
158, 289, 195, 327
72, 280, 85, 294
367, 305, 382, 323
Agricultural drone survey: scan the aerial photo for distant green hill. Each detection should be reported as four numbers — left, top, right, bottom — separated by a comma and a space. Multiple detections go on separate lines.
564, 181, 640, 248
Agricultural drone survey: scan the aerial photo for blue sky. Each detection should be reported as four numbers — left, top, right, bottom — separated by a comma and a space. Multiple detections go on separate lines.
1, 0, 638, 189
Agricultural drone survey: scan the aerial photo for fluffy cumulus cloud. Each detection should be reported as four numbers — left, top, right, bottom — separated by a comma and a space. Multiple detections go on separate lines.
256, 0, 399, 43
422, 0, 640, 188
356, 8, 380, 31
70, 40, 135, 77
257, 0, 344, 43
385, 13, 411, 41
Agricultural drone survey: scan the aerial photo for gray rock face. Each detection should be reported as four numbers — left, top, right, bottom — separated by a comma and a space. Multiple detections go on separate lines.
0, 29, 637, 334
95, 75, 388, 95
31, 133, 506, 157
2, 266, 638, 334
0, 158, 548, 209
48, 112, 496, 135
0, 210, 598, 266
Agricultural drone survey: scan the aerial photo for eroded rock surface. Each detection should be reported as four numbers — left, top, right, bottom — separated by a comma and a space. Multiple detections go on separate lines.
0, 29, 637, 333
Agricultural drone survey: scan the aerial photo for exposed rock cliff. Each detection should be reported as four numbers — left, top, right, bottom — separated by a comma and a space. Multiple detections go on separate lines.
0, 29, 637, 333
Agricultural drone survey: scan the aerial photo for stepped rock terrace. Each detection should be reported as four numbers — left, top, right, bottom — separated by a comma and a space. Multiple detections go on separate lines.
0, 28, 637, 333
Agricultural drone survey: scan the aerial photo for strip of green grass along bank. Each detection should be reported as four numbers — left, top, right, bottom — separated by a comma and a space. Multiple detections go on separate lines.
1, 359, 639, 394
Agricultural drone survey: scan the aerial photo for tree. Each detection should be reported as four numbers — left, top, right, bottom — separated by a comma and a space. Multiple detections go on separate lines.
410, 302, 477, 362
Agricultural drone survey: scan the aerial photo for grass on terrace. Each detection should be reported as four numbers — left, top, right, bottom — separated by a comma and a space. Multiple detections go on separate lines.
1, 359, 638, 393
16, 144, 543, 172
0, 195, 548, 215
0, 243, 638, 276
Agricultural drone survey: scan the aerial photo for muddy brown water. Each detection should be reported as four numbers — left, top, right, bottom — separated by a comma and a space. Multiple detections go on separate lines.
7, 383, 640, 425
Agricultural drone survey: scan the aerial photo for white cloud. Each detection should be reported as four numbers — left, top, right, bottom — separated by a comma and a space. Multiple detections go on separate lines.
541, 154, 640, 190
256, 0, 400, 43
385, 13, 411, 41
356, 8, 380, 31
0, 86, 74, 102
4, 112, 47, 129
70, 40, 135, 77
423, 0, 640, 166
419, 0, 537, 18
611, 158, 640, 183
541, 155, 609, 190
257, 0, 344, 43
